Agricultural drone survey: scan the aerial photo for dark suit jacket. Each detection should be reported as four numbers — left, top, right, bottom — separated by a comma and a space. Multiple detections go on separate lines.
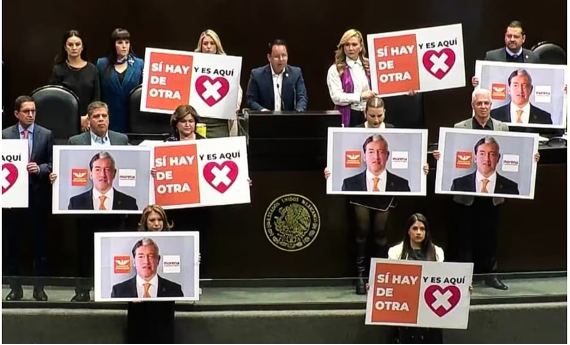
490, 103, 552, 125
485, 48, 540, 63
68, 188, 138, 210
2, 124, 54, 195
111, 275, 184, 298
68, 130, 129, 145
342, 170, 410, 192
355, 122, 394, 128
451, 172, 519, 195
246, 64, 308, 111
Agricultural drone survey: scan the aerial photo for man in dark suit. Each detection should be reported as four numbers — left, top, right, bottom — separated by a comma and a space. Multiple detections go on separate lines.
434, 89, 540, 291
246, 39, 308, 112
490, 69, 552, 125
471, 21, 540, 87
2, 96, 54, 301
342, 134, 410, 192
111, 238, 183, 298
68, 151, 138, 211
54, 101, 131, 302
451, 136, 520, 195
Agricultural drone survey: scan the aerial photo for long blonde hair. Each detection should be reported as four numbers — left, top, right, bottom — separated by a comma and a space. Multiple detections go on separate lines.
195, 29, 226, 55
138, 204, 173, 231
334, 29, 369, 76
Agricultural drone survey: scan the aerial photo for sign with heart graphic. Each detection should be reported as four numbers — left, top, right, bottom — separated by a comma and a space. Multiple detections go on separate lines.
141, 47, 242, 120
203, 161, 239, 193
195, 75, 230, 107
2, 163, 19, 194
2, 139, 29, 208
424, 285, 461, 317
365, 259, 473, 329
367, 23, 465, 97
422, 48, 456, 80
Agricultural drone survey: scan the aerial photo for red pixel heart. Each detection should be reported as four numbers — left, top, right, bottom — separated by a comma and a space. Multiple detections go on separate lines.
424, 285, 461, 317
203, 161, 239, 193
195, 75, 230, 107
2, 163, 19, 194
422, 48, 456, 80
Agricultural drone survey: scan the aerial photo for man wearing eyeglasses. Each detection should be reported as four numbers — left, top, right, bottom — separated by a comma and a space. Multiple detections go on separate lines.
2, 95, 55, 301
246, 39, 308, 112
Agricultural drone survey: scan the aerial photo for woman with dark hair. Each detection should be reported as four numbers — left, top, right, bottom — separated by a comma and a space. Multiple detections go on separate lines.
388, 213, 444, 343
165, 104, 205, 141
127, 204, 176, 344
50, 30, 100, 132
96, 28, 144, 133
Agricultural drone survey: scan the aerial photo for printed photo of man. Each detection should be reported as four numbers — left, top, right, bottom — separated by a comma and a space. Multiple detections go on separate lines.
68, 151, 138, 210
490, 69, 552, 124
111, 238, 183, 298
342, 134, 410, 192
451, 136, 519, 195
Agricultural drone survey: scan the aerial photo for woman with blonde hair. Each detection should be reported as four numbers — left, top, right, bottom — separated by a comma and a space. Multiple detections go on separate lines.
327, 29, 376, 127
194, 29, 243, 137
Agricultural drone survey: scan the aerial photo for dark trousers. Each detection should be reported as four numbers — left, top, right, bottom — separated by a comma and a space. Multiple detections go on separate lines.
354, 205, 390, 275
4, 199, 48, 288
450, 198, 500, 274
127, 302, 175, 343
349, 109, 365, 127
76, 215, 127, 292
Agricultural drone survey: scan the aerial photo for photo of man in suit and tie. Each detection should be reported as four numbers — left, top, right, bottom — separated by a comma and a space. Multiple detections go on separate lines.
451, 136, 519, 195
342, 134, 410, 192
68, 151, 139, 210
490, 69, 552, 125
111, 238, 184, 298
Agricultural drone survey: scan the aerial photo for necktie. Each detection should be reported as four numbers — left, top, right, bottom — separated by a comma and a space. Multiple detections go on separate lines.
372, 177, 380, 192
22, 129, 31, 158
143, 283, 151, 298
22, 129, 29, 139
516, 109, 523, 123
99, 195, 107, 210
512, 54, 518, 59
481, 179, 490, 193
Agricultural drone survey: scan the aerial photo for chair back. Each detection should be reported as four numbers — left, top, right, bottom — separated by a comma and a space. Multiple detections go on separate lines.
532, 42, 567, 65
31, 85, 80, 143
128, 85, 171, 135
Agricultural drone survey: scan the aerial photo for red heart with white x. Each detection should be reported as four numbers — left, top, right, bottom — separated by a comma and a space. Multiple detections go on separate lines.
2, 163, 19, 194
203, 161, 239, 193
195, 75, 230, 107
424, 285, 461, 317
422, 48, 456, 80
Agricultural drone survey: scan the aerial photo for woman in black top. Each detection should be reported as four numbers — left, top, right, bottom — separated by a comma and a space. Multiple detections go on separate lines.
165, 104, 206, 142
127, 205, 176, 344
50, 30, 100, 132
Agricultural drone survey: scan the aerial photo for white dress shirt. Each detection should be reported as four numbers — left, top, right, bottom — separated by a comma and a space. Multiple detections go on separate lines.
90, 130, 111, 146
476, 170, 496, 194
327, 58, 369, 111
271, 65, 285, 111
509, 102, 531, 124
506, 47, 523, 58
92, 187, 114, 210
136, 274, 159, 298
366, 169, 387, 192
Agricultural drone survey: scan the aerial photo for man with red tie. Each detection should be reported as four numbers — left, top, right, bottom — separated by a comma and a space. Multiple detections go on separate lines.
2, 96, 54, 301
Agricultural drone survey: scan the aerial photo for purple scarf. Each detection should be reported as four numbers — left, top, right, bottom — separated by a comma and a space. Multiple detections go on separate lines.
335, 67, 354, 127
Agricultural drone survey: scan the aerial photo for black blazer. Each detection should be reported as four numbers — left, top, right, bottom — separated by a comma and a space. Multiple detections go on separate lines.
68, 188, 138, 210
111, 275, 184, 298
484, 48, 540, 63
2, 124, 54, 194
342, 170, 410, 192
490, 103, 552, 124
355, 122, 395, 128
451, 172, 519, 195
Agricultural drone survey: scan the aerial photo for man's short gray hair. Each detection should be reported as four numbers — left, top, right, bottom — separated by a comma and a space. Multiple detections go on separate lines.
472, 88, 491, 103
131, 238, 160, 257
474, 136, 500, 154
362, 134, 389, 152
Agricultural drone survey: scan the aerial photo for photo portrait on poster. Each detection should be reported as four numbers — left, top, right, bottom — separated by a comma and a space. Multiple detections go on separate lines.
435, 128, 539, 199
140, 47, 242, 119
2, 139, 29, 208
326, 128, 428, 196
475, 60, 567, 128
143, 137, 251, 209
365, 259, 473, 329
367, 24, 465, 97
94, 231, 200, 302
52, 146, 153, 214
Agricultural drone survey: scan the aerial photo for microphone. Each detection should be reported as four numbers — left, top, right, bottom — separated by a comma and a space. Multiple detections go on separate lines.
293, 84, 298, 112
276, 83, 284, 111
